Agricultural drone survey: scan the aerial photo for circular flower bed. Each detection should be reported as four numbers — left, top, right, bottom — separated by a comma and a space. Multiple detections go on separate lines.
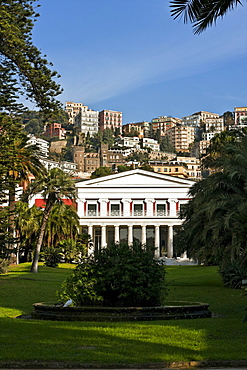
32, 301, 211, 321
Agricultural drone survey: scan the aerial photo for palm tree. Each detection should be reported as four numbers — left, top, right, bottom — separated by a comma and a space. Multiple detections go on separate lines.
23, 168, 77, 273
0, 116, 45, 253
44, 203, 79, 248
15, 202, 42, 263
170, 0, 242, 34
178, 134, 247, 264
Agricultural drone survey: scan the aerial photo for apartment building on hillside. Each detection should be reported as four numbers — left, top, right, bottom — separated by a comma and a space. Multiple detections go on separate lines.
99, 110, 122, 134
181, 111, 220, 127
142, 138, 160, 151
151, 116, 180, 136
43, 123, 66, 140
166, 125, 195, 153
72, 144, 125, 174
65, 102, 84, 125
27, 135, 49, 157
74, 104, 99, 136
234, 107, 247, 124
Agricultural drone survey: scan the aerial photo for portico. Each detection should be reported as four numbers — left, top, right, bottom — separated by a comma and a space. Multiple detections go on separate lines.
75, 169, 194, 258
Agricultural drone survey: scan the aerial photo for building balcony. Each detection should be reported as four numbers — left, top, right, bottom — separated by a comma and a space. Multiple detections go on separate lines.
84, 210, 178, 218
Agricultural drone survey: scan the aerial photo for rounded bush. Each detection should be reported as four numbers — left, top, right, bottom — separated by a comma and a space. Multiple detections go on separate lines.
58, 243, 166, 307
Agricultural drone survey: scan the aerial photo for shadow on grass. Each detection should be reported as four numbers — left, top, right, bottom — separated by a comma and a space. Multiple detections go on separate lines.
0, 317, 208, 364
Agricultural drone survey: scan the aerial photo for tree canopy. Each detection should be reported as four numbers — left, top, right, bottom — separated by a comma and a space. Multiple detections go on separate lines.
0, 0, 62, 115
23, 168, 78, 273
176, 134, 247, 265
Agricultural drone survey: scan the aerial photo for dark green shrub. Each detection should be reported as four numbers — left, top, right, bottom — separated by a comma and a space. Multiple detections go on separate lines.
58, 258, 102, 306
58, 243, 166, 307
220, 257, 247, 289
43, 247, 62, 268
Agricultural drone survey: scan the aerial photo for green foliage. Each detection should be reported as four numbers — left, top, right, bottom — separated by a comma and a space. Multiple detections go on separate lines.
23, 168, 78, 273
43, 247, 62, 268
140, 163, 154, 172
90, 166, 113, 178
117, 165, 132, 172
102, 127, 115, 148
220, 257, 247, 289
160, 136, 176, 153
59, 243, 166, 307
179, 134, 247, 266
127, 151, 149, 164
0, 258, 9, 274
58, 259, 103, 306
0, 0, 62, 115
58, 236, 87, 263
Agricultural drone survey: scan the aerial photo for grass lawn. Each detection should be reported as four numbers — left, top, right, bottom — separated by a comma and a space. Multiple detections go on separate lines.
0, 263, 246, 367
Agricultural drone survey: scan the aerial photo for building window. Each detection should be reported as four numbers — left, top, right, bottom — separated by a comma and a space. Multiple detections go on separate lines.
134, 204, 143, 216
157, 204, 166, 216
88, 204, 97, 216
110, 204, 120, 216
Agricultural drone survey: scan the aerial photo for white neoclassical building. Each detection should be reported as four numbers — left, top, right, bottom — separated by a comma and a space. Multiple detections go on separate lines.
76, 169, 195, 258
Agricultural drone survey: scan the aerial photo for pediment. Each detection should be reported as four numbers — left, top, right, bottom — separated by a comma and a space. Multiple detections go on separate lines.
76, 169, 195, 188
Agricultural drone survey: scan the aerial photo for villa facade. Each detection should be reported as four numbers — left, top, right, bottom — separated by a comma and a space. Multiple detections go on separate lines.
75, 169, 195, 258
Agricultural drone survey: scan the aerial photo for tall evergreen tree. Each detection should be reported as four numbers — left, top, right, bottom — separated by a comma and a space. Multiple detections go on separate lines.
0, 0, 62, 115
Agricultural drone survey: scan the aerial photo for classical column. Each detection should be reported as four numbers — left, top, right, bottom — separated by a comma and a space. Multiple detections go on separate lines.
88, 226, 93, 239
101, 225, 107, 248
128, 225, 133, 246
168, 198, 178, 217
141, 225, 146, 245
122, 198, 131, 217
154, 225, 160, 258
99, 199, 109, 217
145, 198, 155, 216
114, 225, 120, 244
77, 198, 86, 217
87, 226, 94, 256
167, 225, 173, 258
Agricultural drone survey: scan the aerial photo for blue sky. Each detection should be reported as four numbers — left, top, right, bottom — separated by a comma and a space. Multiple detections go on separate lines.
31, 0, 247, 124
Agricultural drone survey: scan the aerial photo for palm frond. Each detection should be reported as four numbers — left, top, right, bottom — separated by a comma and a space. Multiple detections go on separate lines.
170, 0, 242, 34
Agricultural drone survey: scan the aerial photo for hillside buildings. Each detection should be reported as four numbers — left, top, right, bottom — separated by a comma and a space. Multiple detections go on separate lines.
123, 121, 150, 138
65, 102, 84, 125
166, 125, 195, 153
74, 104, 99, 136
27, 135, 49, 157
99, 110, 122, 133
151, 116, 180, 136
234, 107, 247, 124
72, 144, 125, 174
44, 123, 66, 140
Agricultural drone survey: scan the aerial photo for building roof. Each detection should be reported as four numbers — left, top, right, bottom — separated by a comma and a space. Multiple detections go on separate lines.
75, 169, 195, 189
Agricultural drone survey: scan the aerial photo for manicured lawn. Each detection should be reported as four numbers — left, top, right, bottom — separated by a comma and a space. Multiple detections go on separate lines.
0, 263, 246, 367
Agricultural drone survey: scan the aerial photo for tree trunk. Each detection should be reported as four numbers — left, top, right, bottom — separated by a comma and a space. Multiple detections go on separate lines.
30, 203, 53, 273
8, 186, 16, 262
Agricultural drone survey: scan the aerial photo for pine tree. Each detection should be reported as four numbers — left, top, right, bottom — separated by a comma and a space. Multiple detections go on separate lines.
0, 0, 62, 115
